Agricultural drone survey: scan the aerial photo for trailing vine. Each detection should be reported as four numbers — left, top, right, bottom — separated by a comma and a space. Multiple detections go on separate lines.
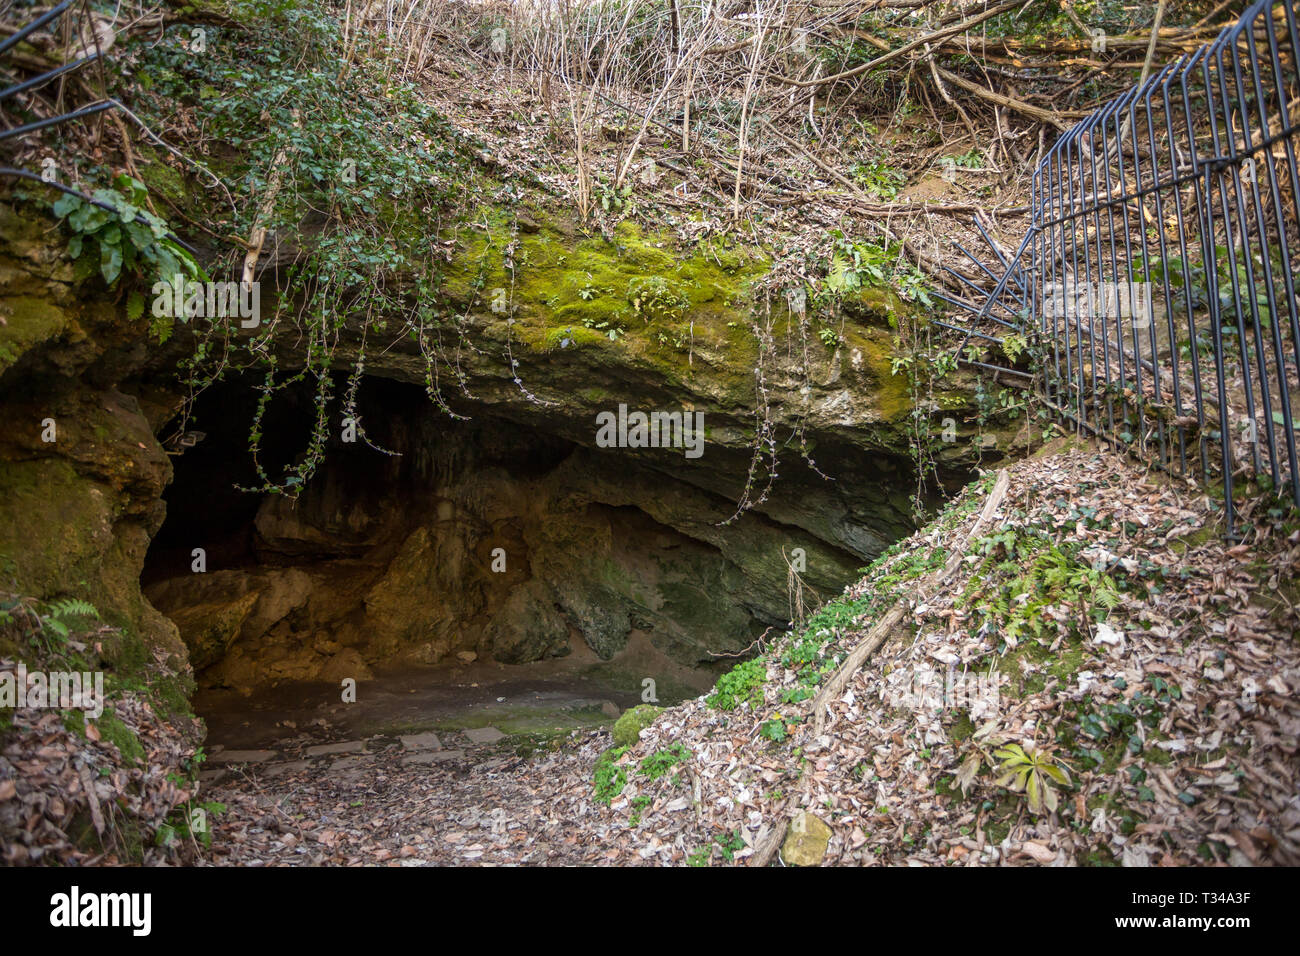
724, 230, 934, 525
126, 0, 492, 493
99, 1, 951, 519
890, 315, 954, 523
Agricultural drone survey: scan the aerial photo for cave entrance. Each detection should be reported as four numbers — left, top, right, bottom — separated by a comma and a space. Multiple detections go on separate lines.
142, 375, 870, 748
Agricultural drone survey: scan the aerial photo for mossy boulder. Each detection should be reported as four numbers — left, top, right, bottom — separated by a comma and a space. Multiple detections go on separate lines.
0, 202, 191, 693
612, 704, 662, 747
782, 811, 833, 866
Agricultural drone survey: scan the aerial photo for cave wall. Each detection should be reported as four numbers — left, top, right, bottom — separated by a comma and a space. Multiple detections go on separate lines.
0, 195, 1023, 700
0, 202, 187, 673
142, 381, 877, 692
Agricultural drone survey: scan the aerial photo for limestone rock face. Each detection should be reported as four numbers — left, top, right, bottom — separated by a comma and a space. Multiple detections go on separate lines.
0, 199, 1022, 697
0, 204, 186, 673
157, 588, 260, 672
138, 373, 1004, 692
487, 580, 570, 664
147, 411, 865, 690
782, 812, 833, 866
145, 569, 314, 672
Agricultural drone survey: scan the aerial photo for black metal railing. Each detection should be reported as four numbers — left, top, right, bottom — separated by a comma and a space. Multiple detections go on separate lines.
1, 3, 201, 253
0, 2, 110, 143
948, 0, 1300, 538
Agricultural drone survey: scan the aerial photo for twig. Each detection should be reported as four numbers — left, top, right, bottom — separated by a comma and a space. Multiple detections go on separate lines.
808, 469, 1011, 735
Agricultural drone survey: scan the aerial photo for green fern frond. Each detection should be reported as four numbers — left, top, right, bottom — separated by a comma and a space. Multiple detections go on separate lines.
44, 598, 99, 621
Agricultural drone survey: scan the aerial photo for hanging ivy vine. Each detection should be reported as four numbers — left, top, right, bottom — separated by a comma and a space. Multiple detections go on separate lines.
126, 0, 493, 493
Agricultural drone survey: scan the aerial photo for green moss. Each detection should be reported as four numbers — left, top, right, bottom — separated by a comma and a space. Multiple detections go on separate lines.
0, 296, 73, 375
0, 461, 111, 602
948, 712, 976, 744
1083, 846, 1118, 866
95, 708, 144, 766
540, 325, 608, 351
134, 144, 190, 210
841, 286, 907, 327
1166, 524, 1216, 555
842, 327, 913, 422
612, 703, 662, 747
1001, 636, 1090, 697
443, 207, 770, 401
61, 708, 86, 737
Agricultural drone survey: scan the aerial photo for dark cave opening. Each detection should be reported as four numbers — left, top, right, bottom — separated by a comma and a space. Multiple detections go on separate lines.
141, 374, 880, 721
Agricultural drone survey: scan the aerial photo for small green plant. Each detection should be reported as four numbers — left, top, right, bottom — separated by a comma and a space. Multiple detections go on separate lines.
707, 658, 765, 711
597, 178, 634, 213
39, 598, 98, 636
687, 845, 710, 867
1001, 333, 1028, 363
639, 743, 691, 781
851, 160, 906, 199
51, 175, 203, 313
994, 743, 1071, 814
593, 746, 629, 804
714, 828, 745, 862
780, 686, 814, 704
580, 315, 625, 340
157, 799, 227, 850
31, 598, 98, 654
628, 276, 687, 323
966, 526, 1120, 647
629, 794, 652, 826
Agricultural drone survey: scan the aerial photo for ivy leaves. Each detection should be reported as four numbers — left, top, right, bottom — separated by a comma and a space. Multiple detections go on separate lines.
51, 175, 202, 289
125, 2, 475, 496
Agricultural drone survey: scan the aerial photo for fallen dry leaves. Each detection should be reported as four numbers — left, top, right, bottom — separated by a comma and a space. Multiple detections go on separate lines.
5, 449, 1296, 867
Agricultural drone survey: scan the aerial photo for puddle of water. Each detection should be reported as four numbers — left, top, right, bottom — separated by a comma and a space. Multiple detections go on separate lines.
195, 647, 708, 750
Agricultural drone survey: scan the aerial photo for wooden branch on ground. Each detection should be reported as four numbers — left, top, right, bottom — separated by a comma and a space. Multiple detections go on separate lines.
770, 0, 1029, 89
808, 468, 1011, 736
749, 816, 789, 867
932, 65, 1083, 131
810, 603, 906, 736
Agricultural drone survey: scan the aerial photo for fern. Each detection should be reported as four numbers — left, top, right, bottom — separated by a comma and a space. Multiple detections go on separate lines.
45, 598, 99, 621
37, 598, 99, 645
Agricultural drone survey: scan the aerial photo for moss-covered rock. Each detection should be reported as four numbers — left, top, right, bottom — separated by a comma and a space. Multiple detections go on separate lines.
782, 811, 832, 866
612, 703, 662, 747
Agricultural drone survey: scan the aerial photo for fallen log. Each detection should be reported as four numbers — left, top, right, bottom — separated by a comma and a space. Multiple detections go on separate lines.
809, 468, 1011, 736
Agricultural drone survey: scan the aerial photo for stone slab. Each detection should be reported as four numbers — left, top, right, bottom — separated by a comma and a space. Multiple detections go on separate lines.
327, 754, 373, 772
305, 740, 365, 757
260, 759, 310, 778
209, 749, 277, 764
401, 750, 464, 765
463, 726, 506, 744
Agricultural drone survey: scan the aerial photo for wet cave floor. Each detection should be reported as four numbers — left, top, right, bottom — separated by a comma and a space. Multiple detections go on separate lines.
196, 634, 708, 754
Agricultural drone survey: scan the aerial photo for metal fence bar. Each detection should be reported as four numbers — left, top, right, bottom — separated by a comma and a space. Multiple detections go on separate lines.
1, 5, 198, 258
949, 0, 1300, 539
0, 0, 74, 59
